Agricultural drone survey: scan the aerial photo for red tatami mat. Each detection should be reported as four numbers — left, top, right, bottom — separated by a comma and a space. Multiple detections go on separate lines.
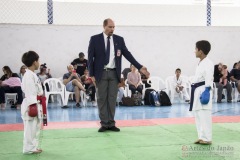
0, 116, 240, 132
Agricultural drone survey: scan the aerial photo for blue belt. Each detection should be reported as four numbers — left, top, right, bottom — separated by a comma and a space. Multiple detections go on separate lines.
189, 81, 205, 111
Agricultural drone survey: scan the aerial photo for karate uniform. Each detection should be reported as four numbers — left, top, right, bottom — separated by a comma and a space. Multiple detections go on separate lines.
171, 76, 190, 101
192, 57, 214, 142
21, 69, 43, 154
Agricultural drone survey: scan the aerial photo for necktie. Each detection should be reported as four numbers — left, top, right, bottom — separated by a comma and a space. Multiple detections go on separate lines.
105, 36, 110, 65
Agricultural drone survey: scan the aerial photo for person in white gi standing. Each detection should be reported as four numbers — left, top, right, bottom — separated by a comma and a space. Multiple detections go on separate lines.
189, 40, 214, 145
21, 51, 43, 154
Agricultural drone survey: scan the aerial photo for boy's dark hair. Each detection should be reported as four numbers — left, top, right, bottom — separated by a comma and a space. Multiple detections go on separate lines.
22, 51, 39, 67
175, 68, 181, 72
196, 40, 211, 55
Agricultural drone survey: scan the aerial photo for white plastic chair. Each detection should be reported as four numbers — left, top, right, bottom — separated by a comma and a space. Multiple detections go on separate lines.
64, 88, 87, 107
43, 78, 65, 107
231, 82, 240, 102
5, 93, 17, 105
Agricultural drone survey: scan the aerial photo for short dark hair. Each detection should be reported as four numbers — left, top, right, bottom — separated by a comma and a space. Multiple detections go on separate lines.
79, 52, 85, 58
22, 51, 39, 67
196, 40, 211, 55
175, 68, 181, 72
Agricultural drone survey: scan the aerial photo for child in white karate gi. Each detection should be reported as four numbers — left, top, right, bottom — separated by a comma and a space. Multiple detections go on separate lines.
191, 40, 214, 145
171, 68, 190, 102
21, 51, 43, 154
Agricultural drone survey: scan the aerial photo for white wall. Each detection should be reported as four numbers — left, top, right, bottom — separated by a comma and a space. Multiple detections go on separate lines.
1, 0, 240, 26
0, 24, 239, 80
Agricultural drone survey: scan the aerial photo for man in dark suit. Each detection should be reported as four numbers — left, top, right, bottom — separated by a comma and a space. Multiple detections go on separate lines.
88, 18, 150, 132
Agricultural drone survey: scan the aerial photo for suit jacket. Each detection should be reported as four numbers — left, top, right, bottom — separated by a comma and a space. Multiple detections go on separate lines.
88, 33, 142, 82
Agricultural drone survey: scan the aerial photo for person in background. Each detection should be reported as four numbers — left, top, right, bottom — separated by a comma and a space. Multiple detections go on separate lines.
117, 74, 125, 105
72, 52, 88, 76
71, 61, 78, 71
140, 71, 150, 88
19, 65, 26, 81
213, 63, 232, 103
81, 69, 97, 106
0, 66, 23, 109
37, 63, 52, 86
63, 65, 86, 108
127, 64, 143, 94
219, 64, 228, 87
230, 61, 240, 99
171, 68, 190, 103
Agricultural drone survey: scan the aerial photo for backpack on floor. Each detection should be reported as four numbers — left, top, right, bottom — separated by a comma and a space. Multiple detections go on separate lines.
149, 90, 161, 106
122, 97, 135, 106
158, 90, 172, 106
132, 92, 142, 106
144, 89, 155, 105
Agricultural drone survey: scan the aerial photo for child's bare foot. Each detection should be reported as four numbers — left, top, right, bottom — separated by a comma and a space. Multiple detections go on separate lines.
37, 148, 43, 152
32, 150, 42, 154
16, 104, 21, 110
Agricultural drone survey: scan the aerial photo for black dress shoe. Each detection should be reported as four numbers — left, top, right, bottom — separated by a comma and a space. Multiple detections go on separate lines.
108, 126, 120, 132
61, 105, 69, 109
98, 126, 108, 132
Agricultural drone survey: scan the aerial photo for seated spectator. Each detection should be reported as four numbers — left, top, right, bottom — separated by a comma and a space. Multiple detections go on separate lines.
230, 61, 240, 98
0, 66, 23, 109
18, 65, 26, 81
37, 63, 52, 86
117, 74, 125, 105
171, 68, 190, 102
140, 71, 151, 88
71, 52, 88, 76
127, 64, 143, 94
219, 64, 228, 87
214, 63, 232, 103
81, 69, 97, 106
63, 65, 86, 107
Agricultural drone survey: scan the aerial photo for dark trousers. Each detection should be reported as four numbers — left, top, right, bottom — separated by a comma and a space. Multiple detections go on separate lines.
129, 84, 143, 94
215, 82, 232, 101
0, 86, 23, 104
96, 70, 118, 127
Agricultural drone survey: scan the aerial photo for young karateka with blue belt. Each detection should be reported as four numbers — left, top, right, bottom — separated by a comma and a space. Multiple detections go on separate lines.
189, 40, 214, 145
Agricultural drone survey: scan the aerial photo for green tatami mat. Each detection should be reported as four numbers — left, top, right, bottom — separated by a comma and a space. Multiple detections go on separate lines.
0, 123, 240, 160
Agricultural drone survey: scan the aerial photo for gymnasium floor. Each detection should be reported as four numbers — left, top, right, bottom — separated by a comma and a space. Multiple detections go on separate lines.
0, 101, 240, 160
